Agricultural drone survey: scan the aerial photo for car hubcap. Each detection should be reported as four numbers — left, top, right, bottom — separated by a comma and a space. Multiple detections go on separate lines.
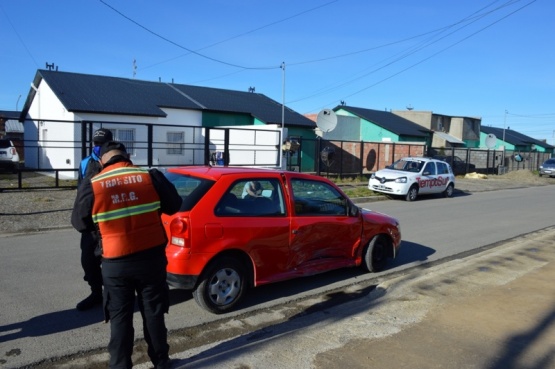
208, 268, 241, 305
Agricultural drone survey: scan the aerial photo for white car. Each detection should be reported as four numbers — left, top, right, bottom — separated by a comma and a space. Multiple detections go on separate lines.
0, 139, 20, 173
369, 157, 456, 201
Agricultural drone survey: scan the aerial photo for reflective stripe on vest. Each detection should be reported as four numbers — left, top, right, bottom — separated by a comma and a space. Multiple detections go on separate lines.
92, 201, 160, 223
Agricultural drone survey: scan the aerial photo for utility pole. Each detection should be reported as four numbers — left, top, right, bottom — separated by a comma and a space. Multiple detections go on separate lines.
280, 61, 285, 169
503, 110, 508, 149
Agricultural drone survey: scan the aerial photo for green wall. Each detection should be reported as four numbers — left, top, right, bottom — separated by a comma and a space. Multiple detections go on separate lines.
202, 112, 254, 127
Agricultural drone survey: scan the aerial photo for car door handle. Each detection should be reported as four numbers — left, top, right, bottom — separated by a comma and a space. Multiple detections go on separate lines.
292, 229, 298, 234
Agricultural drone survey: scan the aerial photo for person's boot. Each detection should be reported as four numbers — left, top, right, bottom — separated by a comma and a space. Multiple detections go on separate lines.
76, 291, 102, 311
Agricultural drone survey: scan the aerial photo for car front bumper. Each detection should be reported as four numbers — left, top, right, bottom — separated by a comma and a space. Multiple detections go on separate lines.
368, 179, 410, 195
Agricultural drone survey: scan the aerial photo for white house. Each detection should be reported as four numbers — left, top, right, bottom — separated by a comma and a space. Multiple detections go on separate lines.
19, 69, 316, 178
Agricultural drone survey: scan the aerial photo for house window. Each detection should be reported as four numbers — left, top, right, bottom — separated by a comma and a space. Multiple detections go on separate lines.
112, 128, 135, 155
167, 131, 184, 155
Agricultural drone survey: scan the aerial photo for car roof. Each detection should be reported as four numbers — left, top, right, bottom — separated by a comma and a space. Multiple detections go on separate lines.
166, 165, 327, 182
399, 157, 436, 162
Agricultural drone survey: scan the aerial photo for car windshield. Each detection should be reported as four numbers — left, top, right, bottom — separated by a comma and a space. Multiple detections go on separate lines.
389, 159, 424, 173
544, 159, 555, 165
164, 172, 215, 211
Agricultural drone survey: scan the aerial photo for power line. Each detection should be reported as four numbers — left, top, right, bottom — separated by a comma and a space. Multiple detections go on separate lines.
99, 0, 279, 70
304, 0, 537, 112
0, 3, 39, 68
140, 0, 339, 71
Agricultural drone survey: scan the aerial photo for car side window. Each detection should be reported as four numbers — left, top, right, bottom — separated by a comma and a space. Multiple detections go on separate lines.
291, 178, 347, 216
436, 162, 449, 174
424, 162, 437, 175
215, 178, 286, 217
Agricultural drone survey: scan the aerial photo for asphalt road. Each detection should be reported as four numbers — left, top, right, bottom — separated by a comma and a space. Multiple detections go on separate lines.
1, 184, 555, 368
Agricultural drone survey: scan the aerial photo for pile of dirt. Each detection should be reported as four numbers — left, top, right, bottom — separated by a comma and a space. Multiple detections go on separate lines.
465, 169, 548, 184
496, 169, 549, 184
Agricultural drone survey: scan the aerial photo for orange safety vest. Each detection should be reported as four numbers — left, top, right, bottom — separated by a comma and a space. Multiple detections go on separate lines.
91, 162, 167, 259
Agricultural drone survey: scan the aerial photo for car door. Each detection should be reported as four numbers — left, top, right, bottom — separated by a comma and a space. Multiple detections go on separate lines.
418, 161, 438, 195
212, 177, 291, 283
287, 177, 361, 273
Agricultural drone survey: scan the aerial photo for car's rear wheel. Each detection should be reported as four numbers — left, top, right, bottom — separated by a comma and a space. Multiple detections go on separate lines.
362, 235, 388, 272
405, 185, 418, 201
193, 257, 247, 314
443, 183, 454, 198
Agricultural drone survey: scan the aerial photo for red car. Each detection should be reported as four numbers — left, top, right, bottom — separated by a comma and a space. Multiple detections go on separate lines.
162, 166, 402, 314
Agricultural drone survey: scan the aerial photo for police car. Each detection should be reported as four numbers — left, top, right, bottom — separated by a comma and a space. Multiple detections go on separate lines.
368, 157, 456, 201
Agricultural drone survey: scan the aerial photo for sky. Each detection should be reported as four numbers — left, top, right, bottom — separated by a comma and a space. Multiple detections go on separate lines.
1, 0, 554, 143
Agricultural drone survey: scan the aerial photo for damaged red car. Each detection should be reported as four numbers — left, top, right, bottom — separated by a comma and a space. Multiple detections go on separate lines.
162, 166, 401, 314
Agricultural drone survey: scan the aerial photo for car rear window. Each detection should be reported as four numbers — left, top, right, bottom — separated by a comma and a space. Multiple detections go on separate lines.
164, 172, 215, 211
0, 140, 11, 149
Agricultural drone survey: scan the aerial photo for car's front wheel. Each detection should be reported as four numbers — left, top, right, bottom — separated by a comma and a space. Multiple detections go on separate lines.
362, 235, 389, 272
193, 257, 247, 314
405, 185, 418, 201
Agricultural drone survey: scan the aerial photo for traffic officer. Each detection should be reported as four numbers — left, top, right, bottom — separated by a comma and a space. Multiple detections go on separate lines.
76, 128, 113, 311
71, 141, 182, 369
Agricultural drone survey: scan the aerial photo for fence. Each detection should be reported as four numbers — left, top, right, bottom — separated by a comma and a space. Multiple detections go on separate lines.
288, 138, 551, 179
0, 118, 551, 191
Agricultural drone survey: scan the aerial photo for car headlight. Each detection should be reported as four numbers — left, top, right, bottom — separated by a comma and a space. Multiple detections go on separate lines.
395, 177, 407, 183
370, 173, 376, 179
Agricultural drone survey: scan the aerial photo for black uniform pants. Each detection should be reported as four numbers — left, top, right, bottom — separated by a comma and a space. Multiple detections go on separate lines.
80, 232, 102, 293
102, 264, 170, 369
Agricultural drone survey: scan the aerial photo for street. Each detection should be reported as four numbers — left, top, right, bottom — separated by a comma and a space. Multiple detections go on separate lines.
1, 185, 555, 368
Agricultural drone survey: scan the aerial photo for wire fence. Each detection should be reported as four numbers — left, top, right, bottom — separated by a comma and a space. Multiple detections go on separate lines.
1, 118, 551, 191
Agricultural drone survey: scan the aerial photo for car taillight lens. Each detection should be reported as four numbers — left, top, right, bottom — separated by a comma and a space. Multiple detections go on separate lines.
169, 217, 189, 248
10, 148, 16, 155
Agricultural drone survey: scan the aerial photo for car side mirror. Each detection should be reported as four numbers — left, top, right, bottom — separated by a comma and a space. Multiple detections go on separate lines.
349, 204, 359, 217
423, 171, 430, 176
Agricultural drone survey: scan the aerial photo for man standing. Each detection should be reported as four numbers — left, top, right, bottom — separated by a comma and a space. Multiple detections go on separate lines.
76, 128, 113, 311
71, 141, 182, 369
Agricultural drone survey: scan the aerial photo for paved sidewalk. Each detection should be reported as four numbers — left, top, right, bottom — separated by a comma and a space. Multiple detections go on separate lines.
313, 231, 555, 369
147, 227, 555, 369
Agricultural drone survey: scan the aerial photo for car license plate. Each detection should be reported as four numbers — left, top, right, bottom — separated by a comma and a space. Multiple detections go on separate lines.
378, 185, 386, 190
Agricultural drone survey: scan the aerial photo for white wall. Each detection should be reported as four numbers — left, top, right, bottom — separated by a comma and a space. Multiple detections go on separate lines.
24, 80, 78, 173
23, 84, 283, 177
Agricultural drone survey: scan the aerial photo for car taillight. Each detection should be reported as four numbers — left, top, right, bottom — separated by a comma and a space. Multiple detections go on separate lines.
169, 217, 189, 248
10, 148, 16, 155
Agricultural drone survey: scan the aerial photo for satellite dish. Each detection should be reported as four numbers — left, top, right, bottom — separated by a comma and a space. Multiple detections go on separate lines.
316, 109, 337, 133
485, 133, 497, 149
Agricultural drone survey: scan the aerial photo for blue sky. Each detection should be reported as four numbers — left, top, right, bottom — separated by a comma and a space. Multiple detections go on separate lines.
1, 0, 553, 143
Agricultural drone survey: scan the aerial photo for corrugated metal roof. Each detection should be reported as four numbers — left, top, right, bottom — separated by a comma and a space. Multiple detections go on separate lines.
434, 131, 465, 144
333, 106, 431, 137
23, 70, 316, 128
5, 119, 24, 133
481, 126, 553, 149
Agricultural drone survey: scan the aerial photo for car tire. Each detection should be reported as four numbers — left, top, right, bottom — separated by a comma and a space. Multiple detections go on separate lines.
443, 183, 454, 198
405, 185, 418, 201
362, 235, 388, 272
193, 256, 247, 314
